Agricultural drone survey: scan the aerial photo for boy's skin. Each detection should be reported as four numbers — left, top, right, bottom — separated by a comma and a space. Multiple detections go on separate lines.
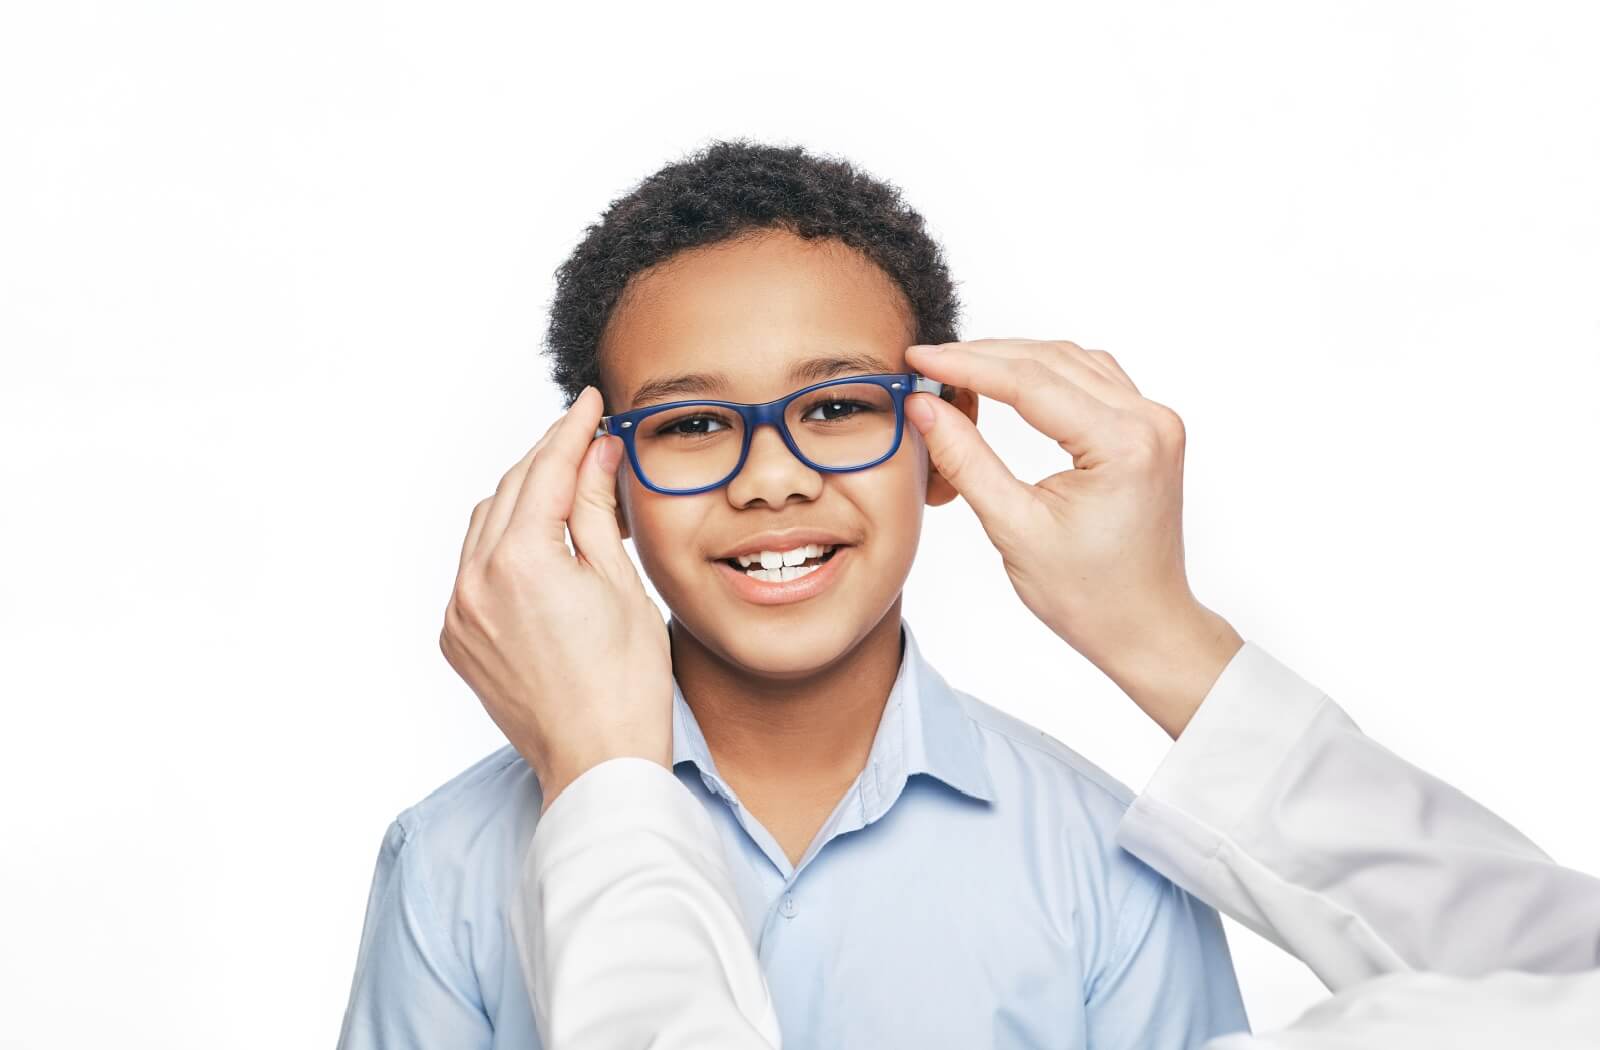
443, 224, 1243, 856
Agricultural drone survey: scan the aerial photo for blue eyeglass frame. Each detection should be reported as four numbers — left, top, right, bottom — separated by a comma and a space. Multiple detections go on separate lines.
593, 372, 948, 495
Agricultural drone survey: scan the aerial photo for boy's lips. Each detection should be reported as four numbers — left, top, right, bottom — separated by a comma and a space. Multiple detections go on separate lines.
711, 543, 853, 606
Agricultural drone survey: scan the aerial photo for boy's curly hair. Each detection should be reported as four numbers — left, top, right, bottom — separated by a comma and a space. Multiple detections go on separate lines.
542, 138, 963, 407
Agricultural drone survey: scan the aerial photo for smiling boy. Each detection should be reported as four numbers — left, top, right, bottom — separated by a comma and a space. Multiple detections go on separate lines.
337, 140, 1249, 1048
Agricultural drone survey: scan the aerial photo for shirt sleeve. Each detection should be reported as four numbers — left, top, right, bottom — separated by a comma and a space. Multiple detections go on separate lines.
1115, 640, 1600, 991
513, 757, 782, 1050
1085, 862, 1252, 1049
336, 818, 493, 1050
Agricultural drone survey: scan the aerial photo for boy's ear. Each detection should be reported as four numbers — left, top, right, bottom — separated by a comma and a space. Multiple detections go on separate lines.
924, 386, 979, 508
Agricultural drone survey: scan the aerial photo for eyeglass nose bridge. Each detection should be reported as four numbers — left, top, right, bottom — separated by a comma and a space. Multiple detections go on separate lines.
722, 397, 823, 485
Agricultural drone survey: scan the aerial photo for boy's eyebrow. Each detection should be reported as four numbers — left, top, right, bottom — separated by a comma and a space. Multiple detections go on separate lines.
627, 351, 894, 409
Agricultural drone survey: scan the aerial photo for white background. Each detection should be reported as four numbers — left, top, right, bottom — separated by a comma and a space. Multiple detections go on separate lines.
3, 2, 1597, 1047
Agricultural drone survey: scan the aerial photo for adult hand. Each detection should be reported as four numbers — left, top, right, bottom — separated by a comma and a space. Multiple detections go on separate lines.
903, 339, 1243, 737
439, 386, 673, 812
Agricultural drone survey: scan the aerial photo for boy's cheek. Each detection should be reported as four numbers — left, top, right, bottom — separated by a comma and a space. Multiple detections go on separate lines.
618, 497, 711, 594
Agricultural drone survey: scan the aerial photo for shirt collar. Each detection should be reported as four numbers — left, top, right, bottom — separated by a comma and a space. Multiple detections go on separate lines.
670, 618, 994, 814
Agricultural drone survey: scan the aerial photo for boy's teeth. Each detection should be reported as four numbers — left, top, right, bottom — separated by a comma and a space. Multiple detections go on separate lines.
747, 563, 820, 583
736, 543, 834, 570
732, 541, 844, 573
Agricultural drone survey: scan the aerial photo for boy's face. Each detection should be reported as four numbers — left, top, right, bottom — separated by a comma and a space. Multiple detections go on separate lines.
597, 228, 977, 680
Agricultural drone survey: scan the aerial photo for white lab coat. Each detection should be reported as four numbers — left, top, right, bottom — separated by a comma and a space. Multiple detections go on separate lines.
511, 641, 1600, 1049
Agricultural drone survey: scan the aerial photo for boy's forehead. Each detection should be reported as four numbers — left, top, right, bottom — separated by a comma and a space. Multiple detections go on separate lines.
601, 231, 914, 406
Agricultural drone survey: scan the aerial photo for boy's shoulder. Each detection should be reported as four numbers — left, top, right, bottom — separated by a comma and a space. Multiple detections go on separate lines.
385, 745, 543, 927
355, 746, 544, 1016
398, 743, 539, 832
944, 685, 1143, 841
395, 743, 542, 852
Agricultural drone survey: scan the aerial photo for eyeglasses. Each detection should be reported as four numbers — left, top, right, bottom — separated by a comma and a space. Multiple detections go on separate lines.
594, 372, 948, 495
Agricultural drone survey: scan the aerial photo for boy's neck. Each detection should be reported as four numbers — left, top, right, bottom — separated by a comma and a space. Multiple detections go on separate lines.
669, 601, 905, 791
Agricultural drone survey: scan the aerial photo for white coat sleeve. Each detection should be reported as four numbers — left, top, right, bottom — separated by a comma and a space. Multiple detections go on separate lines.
1202, 967, 1600, 1050
510, 757, 782, 1050
1114, 640, 1600, 989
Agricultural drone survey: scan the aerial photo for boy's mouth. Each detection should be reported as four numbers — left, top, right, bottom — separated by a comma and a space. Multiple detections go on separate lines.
710, 541, 854, 605
708, 529, 858, 602
720, 543, 841, 583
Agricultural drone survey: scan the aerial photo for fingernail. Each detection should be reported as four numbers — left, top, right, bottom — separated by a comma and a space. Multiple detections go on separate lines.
908, 344, 942, 354
904, 395, 934, 430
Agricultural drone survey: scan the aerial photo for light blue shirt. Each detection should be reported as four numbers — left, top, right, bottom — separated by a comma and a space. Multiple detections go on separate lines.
337, 619, 1249, 1048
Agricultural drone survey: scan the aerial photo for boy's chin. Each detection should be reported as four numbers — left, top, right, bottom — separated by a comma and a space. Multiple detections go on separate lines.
699, 613, 871, 681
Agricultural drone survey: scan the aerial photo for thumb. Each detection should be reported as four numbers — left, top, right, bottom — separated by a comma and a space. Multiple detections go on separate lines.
567, 435, 633, 581
905, 392, 1031, 528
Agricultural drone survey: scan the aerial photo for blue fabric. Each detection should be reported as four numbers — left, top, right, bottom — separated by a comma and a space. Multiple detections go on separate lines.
337, 619, 1250, 1048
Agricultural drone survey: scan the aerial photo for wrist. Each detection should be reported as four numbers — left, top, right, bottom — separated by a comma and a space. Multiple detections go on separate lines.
537, 743, 673, 816
1072, 597, 1244, 739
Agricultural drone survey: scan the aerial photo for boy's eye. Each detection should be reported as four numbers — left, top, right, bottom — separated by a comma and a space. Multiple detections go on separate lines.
653, 412, 733, 438
800, 398, 876, 423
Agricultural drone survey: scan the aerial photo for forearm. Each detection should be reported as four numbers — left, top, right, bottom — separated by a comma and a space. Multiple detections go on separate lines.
1074, 595, 1244, 739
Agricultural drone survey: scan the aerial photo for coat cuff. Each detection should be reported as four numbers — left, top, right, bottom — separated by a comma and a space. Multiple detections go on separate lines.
1124, 640, 1332, 846
529, 757, 721, 878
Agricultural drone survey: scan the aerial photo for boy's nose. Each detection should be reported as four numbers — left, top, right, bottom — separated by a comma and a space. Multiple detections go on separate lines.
724, 421, 823, 508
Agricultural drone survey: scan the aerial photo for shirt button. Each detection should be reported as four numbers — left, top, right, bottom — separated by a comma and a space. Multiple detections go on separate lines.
780, 894, 797, 919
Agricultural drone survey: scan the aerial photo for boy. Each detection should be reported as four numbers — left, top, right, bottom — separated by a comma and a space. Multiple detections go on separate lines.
337, 139, 1249, 1048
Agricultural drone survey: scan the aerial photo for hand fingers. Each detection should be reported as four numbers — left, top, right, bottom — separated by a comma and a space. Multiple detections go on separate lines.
1050, 341, 1140, 398
929, 338, 1146, 400
566, 433, 634, 583
459, 497, 491, 574
506, 385, 607, 550
907, 342, 1118, 458
1041, 340, 1141, 402
914, 339, 1141, 410
1084, 348, 1142, 396
476, 415, 563, 558
904, 391, 1033, 529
